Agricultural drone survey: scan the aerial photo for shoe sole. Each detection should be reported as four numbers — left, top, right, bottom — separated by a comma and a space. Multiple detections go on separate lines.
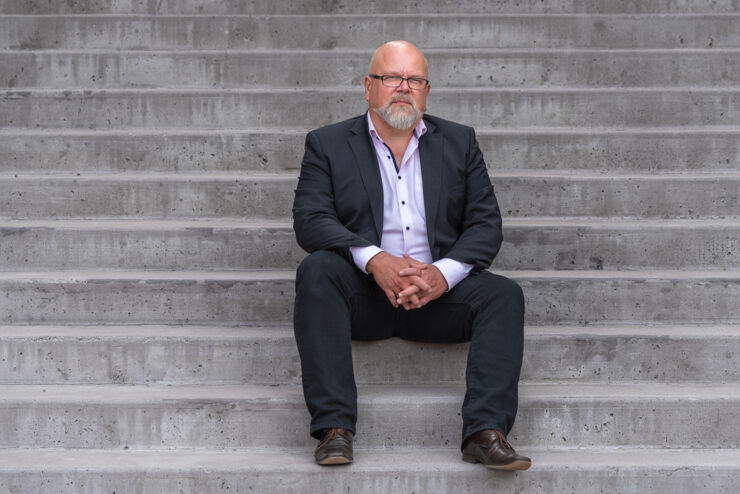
462, 455, 531, 471
316, 455, 353, 466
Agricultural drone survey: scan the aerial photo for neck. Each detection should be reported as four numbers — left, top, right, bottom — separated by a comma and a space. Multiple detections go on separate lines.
369, 110, 419, 143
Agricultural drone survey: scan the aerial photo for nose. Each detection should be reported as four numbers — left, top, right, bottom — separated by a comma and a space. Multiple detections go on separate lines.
395, 79, 412, 92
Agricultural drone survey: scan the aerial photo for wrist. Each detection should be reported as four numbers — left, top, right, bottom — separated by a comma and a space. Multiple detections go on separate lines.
365, 251, 388, 274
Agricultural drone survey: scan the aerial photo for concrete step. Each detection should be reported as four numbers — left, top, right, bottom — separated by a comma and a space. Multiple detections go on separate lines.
0, 448, 738, 494
2, 128, 738, 174
1, 218, 739, 271
2, 172, 737, 219
0, 270, 738, 325
0, 382, 737, 448
3, 88, 739, 129
1, 15, 738, 50
3, 0, 739, 14
1, 324, 737, 385
4, 49, 740, 89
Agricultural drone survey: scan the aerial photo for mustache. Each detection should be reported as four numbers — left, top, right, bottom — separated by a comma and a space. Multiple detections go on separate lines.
386, 94, 418, 109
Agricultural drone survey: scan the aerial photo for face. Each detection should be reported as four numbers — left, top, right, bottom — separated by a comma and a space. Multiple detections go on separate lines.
365, 43, 430, 130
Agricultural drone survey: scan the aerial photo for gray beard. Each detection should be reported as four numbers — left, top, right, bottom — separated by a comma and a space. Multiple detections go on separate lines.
373, 97, 424, 130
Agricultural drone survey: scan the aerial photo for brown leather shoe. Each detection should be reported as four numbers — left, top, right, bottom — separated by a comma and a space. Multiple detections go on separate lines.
314, 428, 353, 465
461, 430, 531, 471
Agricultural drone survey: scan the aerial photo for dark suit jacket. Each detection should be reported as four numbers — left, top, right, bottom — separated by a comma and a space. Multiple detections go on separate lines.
292, 113, 503, 273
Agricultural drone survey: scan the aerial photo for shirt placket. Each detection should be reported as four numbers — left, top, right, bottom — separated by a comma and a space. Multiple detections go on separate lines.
397, 138, 419, 254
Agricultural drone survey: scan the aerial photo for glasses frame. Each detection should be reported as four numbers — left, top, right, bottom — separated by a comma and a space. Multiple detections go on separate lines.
368, 73, 430, 90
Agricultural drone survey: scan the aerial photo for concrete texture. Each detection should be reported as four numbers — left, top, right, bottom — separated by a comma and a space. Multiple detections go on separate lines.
1, 270, 738, 324
0, 383, 738, 448
4, 0, 740, 14
1, 15, 739, 50
0, 448, 738, 494
0, 2, 737, 490
0, 0, 738, 15
0, 324, 737, 385
2, 218, 739, 271
2, 172, 738, 219
3, 88, 740, 129
4, 49, 740, 89
2, 128, 738, 174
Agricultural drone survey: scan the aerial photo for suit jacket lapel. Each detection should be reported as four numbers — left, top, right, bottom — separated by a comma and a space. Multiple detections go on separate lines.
419, 119, 443, 253
349, 116, 384, 241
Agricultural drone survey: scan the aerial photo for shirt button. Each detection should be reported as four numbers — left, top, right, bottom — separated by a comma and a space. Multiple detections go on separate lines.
406, 226, 410, 231
401, 201, 406, 205
397, 176, 401, 180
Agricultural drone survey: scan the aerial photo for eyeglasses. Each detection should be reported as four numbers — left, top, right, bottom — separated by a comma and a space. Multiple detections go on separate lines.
369, 74, 429, 90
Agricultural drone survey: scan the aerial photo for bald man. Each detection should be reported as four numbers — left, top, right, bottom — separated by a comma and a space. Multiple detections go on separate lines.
292, 41, 531, 471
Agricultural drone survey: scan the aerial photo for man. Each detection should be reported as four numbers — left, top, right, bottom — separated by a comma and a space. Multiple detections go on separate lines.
292, 40, 530, 471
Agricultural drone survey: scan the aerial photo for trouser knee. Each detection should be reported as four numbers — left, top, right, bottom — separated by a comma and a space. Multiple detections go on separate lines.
296, 250, 351, 286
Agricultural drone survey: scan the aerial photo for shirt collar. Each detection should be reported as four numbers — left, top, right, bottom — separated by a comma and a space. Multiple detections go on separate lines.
366, 111, 427, 142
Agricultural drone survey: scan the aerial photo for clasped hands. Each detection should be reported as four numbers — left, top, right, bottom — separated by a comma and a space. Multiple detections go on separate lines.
365, 252, 448, 310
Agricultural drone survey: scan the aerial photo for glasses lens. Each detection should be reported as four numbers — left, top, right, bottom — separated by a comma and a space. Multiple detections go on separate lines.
407, 78, 425, 89
382, 76, 403, 87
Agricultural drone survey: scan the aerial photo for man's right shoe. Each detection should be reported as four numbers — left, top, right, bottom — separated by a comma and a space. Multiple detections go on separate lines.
461, 429, 532, 471
314, 428, 353, 465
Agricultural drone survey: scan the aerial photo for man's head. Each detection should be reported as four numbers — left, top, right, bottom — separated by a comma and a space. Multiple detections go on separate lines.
365, 41, 430, 130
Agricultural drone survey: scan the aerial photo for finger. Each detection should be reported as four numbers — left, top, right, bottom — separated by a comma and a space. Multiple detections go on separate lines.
407, 275, 431, 292
403, 253, 428, 268
398, 267, 425, 277
383, 288, 399, 308
398, 284, 420, 298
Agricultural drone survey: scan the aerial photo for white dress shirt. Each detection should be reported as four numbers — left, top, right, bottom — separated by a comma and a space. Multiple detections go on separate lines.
349, 112, 473, 291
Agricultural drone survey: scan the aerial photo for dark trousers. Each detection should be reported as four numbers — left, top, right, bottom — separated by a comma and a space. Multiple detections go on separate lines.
293, 250, 525, 444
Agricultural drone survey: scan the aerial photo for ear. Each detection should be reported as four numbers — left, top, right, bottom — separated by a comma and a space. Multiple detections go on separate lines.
364, 75, 372, 101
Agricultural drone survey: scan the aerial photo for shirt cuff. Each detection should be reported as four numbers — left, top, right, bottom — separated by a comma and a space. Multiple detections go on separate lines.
432, 258, 474, 291
349, 245, 384, 273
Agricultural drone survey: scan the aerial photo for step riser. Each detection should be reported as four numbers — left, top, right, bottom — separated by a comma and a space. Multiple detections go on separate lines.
2, 333, 738, 385
1, 225, 738, 270
2, 132, 738, 173
0, 226, 302, 270
1, 277, 737, 324
3, 90, 738, 128
0, 392, 736, 448
1, 17, 737, 50
0, 132, 305, 173
0, 464, 736, 494
4, 51, 739, 89
3, 176, 737, 219
3, 0, 738, 14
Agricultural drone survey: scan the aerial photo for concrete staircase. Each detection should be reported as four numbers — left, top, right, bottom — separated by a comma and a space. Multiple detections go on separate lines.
1, 0, 739, 492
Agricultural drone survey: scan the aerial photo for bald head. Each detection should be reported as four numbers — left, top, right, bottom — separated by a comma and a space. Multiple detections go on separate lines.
369, 40, 429, 78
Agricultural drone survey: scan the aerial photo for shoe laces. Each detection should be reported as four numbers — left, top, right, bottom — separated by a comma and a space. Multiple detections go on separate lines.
493, 430, 513, 451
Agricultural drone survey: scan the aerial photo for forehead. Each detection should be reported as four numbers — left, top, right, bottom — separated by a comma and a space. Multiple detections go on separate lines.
374, 47, 428, 77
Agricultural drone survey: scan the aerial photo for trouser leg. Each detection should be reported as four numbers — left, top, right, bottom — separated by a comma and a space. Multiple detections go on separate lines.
293, 250, 394, 439
400, 271, 525, 442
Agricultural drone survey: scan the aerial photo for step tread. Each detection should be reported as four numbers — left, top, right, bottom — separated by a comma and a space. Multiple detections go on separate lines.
1, 382, 739, 402
5, 86, 740, 94
5, 47, 740, 54
3, 217, 740, 229
1, 269, 738, 281
0, 447, 737, 471
2, 125, 740, 136
2, 12, 738, 18
1, 323, 738, 338
5, 170, 740, 180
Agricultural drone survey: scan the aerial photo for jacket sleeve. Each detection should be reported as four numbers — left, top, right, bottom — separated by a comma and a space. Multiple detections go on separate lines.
292, 130, 374, 255
440, 127, 503, 271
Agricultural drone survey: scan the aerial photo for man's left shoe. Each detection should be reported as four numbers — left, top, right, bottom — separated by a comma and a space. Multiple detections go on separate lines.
461, 429, 532, 471
314, 428, 353, 465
